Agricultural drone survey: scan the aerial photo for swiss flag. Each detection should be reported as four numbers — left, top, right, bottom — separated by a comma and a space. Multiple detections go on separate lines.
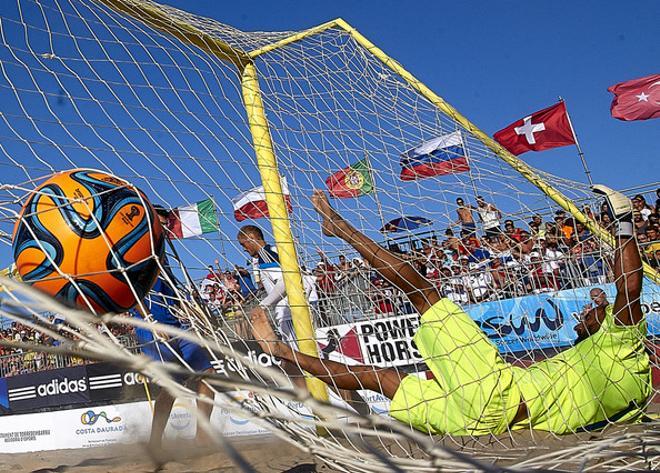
493, 102, 576, 156
608, 74, 660, 121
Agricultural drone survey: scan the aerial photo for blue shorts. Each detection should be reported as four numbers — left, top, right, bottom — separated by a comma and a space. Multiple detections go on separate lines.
141, 337, 212, 374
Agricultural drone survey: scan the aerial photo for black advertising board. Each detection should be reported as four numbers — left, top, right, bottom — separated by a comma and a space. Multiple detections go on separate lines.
2, 366, 89, 413
85, 362, 153, 404
0, 341, 281, 416
0, 364, 150, 415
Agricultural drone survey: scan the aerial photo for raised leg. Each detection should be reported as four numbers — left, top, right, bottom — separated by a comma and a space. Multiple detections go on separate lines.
312, 190, 440, 314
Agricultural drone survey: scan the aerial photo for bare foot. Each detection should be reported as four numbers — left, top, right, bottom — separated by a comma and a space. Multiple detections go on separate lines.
250, 307, 287, 358
311, 189, 350, 238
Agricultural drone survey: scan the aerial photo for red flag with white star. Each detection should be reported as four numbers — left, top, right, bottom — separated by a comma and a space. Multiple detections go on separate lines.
493, 102, 576, 156
608, 74, 660, 121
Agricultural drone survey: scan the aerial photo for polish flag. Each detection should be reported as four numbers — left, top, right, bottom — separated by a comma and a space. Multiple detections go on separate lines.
232, 178, 292, 222
608, 73, 660, 121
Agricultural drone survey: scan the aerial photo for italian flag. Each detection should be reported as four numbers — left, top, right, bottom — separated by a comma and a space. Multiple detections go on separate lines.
325, 158, 374, 198
166, 198, 219, 239
232, 178, 292, 222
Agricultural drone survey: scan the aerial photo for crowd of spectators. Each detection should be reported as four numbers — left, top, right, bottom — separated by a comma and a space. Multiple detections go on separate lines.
0, 317, 136, 377
4, 190, 659, 377
200, 189, 660, 325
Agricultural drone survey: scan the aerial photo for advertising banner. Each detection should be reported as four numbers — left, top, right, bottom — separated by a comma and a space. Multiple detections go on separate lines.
316, 280, 660, 367
0, 396, 281, 453
3, 366, 89, 413
0, 342, 283, 416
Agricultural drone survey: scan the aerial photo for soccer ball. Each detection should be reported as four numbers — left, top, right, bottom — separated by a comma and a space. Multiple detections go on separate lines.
12, 169, 164, 313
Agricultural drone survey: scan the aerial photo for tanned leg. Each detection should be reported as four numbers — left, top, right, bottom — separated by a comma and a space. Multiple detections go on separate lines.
312, 190, 440, 315
149, 389, 175, 449
194, 371, 215, 447
251, 307, 403, 399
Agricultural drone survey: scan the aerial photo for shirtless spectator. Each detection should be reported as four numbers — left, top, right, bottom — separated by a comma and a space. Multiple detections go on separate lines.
509, 230, 534, 263
455, 197, 476, 235
600, 212, 613, 231
337, 254, 352, 273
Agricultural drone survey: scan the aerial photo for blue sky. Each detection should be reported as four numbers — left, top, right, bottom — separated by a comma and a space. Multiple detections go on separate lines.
166, 0, 659, 188
1, 0, 658, 277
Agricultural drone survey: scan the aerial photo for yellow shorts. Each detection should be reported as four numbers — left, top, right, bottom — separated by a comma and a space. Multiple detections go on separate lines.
389, 299, 521, 436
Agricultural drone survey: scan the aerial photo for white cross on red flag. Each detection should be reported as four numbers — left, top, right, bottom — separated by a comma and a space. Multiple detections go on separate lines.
493, 101, 576, 156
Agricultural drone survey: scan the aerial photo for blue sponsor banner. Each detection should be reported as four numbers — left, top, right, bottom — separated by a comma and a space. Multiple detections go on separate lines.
468, 277, 660, 354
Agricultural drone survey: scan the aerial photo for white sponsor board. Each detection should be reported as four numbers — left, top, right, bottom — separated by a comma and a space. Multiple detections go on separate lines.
0, 396, 271, 453
0, 388, 398, 453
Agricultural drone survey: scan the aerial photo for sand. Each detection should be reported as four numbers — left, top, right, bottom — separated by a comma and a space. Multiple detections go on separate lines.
2, 415, 658, 472
0, 435, 319, 473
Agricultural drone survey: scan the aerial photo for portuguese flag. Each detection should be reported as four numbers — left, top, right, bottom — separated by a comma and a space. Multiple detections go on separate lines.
165, 198, 219, 239
325, 158, 374, 199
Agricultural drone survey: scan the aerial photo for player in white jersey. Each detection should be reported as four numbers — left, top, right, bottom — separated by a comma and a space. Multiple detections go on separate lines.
238, 225, 315, 347
238, 224, 371, 414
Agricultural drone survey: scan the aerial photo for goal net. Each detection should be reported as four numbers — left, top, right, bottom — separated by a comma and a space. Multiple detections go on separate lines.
0, 0, 657, 471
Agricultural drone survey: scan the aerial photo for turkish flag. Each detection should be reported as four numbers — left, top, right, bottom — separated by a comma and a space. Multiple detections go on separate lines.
608, 74, 660, 121
493, 102, 576, 156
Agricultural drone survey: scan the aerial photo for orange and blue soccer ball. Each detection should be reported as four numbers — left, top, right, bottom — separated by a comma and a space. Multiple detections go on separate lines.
12, 169, 164, 313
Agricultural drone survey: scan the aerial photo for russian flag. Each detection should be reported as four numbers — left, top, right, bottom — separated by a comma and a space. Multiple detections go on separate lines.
400, 131, 470, 181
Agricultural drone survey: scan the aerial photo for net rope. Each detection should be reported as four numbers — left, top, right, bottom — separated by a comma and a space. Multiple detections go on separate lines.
0, 1, 657, 471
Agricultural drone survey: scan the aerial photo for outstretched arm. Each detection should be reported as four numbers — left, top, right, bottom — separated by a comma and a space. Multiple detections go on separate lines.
612, 235, 643, 326
251, 307, 403, 398
312, 190, 440, 315
593, 185, 644, 326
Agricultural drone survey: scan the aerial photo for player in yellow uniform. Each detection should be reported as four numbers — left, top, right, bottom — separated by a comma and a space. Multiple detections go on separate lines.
250, 186, 651, 435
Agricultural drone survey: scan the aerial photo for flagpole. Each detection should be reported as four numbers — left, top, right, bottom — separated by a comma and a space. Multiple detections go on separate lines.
363, 153, 388, 236
559, 97, 593, 186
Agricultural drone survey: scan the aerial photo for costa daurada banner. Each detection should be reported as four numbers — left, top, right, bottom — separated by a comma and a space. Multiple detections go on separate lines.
316, 279, 660, 367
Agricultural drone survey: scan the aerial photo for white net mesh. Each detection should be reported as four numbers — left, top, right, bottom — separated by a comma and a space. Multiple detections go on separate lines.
0, 1, 658, 471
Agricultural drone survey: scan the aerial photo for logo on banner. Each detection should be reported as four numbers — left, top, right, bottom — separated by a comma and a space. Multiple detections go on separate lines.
211, 349, 281, 376
477, 299, 565, 338
169, 401, 193, 431
80, 410, 122, 425
8, 377, 87, 404
359, 316, 421, 365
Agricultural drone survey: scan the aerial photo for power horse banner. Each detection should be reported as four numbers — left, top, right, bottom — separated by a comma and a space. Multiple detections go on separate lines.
316, 279, 660, 368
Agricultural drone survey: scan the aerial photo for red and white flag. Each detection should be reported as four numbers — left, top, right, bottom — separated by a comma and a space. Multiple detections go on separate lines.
232, 178, 292, 222
494, 102, 576, 156
608, 74, 660, 121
